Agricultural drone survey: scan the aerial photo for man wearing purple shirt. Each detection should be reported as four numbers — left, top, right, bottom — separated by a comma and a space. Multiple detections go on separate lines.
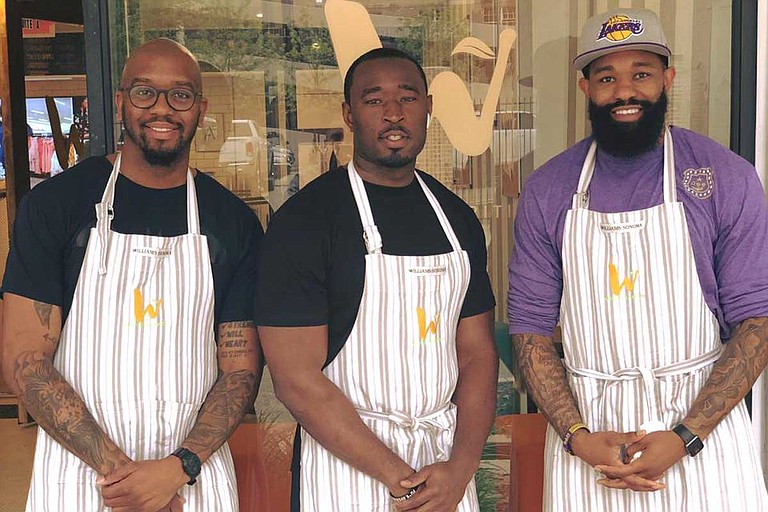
508, 8, 768, 511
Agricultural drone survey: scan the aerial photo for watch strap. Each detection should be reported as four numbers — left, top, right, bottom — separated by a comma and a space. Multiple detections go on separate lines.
672, 424, 704, 457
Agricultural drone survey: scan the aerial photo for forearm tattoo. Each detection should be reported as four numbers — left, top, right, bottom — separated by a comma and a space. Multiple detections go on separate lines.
13, 351, 129, 474
11, 301, 129, 475
182, 321, 259, 459
685, 317, 768, 437
512, 333, 582, 437
34, 301, 52, 329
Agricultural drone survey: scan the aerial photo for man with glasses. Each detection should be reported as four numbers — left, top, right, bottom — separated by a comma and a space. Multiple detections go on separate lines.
3, 38, 263, 511
508, 8, 768, 511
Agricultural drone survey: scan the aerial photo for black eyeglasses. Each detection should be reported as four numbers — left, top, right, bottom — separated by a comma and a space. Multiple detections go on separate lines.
121, 85, 202, 112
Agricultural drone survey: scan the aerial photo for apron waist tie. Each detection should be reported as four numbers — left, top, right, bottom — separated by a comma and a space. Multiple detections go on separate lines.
356, 404, 453, 462
565, 346, 723, 430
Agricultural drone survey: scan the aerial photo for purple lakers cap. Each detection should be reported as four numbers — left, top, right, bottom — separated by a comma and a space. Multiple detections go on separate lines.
573, 8, 671, 70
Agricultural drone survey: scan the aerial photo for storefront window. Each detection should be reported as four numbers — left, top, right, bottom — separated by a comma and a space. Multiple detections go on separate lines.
107, 1, 733, 509
21, 19, 91, 186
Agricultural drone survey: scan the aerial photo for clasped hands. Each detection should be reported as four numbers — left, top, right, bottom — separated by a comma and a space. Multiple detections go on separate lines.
571, 429, 688, 492
389, 460, 474, 511
96, 457, 188, 512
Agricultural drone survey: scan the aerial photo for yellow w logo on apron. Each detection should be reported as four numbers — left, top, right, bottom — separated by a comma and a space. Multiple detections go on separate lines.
416, 307, 440, 341
608, 264, 639, 296
133, 288, 162, 323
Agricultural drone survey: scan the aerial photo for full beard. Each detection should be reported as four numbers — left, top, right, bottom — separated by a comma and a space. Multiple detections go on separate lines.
122, 111, 195, 167
588, 91, 668, 157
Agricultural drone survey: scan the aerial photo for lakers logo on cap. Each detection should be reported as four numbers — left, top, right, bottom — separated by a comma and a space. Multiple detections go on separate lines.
597, 15, 644, 42
683, 167, 714, 199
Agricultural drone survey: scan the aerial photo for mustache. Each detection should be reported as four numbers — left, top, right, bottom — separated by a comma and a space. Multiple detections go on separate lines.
378, 126, 411, 138
141, 116, 183, 128
602, 98, 653, 110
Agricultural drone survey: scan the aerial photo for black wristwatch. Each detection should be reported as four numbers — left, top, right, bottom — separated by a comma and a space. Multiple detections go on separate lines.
672, 424, 704, 457
171, 447, 202, 485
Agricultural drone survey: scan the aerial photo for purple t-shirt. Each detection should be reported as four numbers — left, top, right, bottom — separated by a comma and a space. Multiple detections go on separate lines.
508, 126, 768, 340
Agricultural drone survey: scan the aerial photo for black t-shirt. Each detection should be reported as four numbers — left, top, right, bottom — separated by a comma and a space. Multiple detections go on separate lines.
254, 167, 495, 364
2, 156, 263, 327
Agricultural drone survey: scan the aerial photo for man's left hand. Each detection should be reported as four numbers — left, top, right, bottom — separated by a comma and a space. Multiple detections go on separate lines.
97, 457, 189, 511
595, 430, 687, 489
393, 461, 472, 511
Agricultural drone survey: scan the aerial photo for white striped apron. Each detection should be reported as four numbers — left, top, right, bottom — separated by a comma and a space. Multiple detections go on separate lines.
545, 129, 768, 511
26, 153, 239, 512
298, 164, 479, 511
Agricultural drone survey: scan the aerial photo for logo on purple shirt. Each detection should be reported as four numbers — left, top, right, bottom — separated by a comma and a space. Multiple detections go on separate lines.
683, 167, 715, 199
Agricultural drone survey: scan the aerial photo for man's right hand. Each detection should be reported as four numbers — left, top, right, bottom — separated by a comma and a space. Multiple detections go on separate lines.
571, 430, 665, 492
98, 457, 188, 512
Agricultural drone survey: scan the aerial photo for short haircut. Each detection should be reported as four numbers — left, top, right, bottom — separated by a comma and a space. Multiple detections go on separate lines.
581, 54, 669, 78
343, 47, 428, 103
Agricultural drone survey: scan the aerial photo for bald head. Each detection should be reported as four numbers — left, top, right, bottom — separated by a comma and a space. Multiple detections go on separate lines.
116, 38, 208, 172
121, 38, 202, 91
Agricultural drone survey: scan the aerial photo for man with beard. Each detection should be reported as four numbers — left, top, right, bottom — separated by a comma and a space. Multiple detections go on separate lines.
508, 8, 768, 511
3, 38, 263, 511
255, 48, 498, 511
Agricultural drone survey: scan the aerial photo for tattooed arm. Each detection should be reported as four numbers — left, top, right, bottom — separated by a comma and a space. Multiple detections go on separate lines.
180, 320, 263, 461
99, 321, 263, 511
598, 317, 768, 489
684, 317, 768, 436
511, 333, 580, 438
2, 293, 132, 475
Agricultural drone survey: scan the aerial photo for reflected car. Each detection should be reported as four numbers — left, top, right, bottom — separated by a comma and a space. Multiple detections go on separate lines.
219, 119, 274, 189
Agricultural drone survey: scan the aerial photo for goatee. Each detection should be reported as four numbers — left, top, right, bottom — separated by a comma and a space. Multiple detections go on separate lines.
122, 107, 194, 167
588, 91, 668, 157
376, 151, 415, 169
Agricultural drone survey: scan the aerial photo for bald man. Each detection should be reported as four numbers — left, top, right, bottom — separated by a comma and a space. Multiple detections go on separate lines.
2, 39, 263, 511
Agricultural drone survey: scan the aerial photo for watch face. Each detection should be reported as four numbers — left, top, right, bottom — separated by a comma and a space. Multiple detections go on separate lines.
688, 437, 704, 457
175, 448, 202, 481
184, 453, 202, 477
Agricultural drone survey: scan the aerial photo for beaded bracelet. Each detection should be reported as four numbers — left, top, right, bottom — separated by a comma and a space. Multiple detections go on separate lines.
562, 422, 590, 455
390, 487, 418, 502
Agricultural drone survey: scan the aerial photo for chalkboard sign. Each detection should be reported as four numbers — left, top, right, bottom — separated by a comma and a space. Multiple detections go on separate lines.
24, 32, 85, 76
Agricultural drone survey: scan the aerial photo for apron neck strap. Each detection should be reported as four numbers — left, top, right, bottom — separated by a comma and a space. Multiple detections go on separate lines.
572, 127, 676, 210
412, 172, 462, 252
185, 170, 201, 235
661, 128, 676, 203
96, 152, 201, 274
572, 141, 598, 209
347, 162, 463, 255
347, 161, 383, 254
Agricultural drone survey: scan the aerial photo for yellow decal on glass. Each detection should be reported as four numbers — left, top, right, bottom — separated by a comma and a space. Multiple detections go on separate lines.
324, 0, 517, 156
